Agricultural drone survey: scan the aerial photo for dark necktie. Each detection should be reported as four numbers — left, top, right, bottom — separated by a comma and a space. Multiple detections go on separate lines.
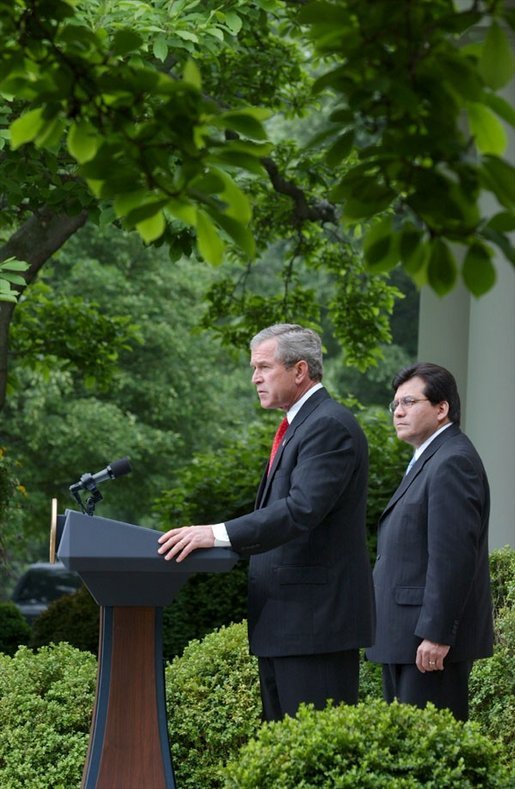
268, 416, 289, 475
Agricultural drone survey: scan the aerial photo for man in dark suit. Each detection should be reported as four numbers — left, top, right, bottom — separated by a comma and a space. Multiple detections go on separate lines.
366, 362, 493, 721
158, 323, 375, 721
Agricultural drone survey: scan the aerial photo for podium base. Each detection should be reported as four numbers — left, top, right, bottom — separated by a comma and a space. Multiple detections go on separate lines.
82, 606, 175, 789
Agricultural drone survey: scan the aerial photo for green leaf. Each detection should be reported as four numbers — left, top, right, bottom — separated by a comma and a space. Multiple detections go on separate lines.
10, 107, 45, 149
462, 243, 496, 296
125, 199, 170, 226
484, 93, 515, 129
208, 210, 255, 258
363, 218, 399, 273
467, 103, 507, 155
67, 120, 100, 163
325, 131, 354, 168
196, 210, 224, 265
0, 257, 29, 272
224, 12, 243, 35
136, 210, 166, 243
217, 110, 269, 141
399, 226, 428, 274
167, 199, 197, 227
480, 227, 515, 265
183, 58, 202, 90
0, 273, 26, 286
427, 239, 457, 296
153, 36, 168, 63
298, 0, 352, 25
486, 212, 515, 233
214, 169, 252, 223
111, 29, 144, 56
479, 22, 515, 89
207, 150, 266, 175
0, 291, 18, 303
480, 156, 515, 209
176, 29, 199, 44
114, 190, 148, 219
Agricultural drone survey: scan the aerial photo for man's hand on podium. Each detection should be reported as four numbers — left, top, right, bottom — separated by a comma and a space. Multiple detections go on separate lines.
157, 525, 215, 562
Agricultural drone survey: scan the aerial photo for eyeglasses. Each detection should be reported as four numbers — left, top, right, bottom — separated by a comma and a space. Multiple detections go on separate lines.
388, 397, 429, 414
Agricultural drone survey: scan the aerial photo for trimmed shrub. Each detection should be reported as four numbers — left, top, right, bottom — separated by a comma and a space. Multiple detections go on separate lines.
358, 651, 382, 701
0, 601, 31, 655
470, 603, 515, 765
166, 620, 261, 788
224, 700, 512, 788
30, 586, 99, 654
489, 546, 515, 621
0, 643, 96, 788
162, 563, 248, 660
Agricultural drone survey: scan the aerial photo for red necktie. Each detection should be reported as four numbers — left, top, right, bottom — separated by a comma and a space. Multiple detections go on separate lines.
268, 417, 289, 475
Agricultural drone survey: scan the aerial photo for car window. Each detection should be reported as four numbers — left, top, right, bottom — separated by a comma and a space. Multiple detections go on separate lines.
13, 569, 82, 603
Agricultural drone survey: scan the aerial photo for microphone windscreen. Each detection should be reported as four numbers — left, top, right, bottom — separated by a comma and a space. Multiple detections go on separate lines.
109, 457, 132, 478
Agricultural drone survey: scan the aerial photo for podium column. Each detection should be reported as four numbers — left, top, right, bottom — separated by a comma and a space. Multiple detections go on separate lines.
82, 606, 175, 789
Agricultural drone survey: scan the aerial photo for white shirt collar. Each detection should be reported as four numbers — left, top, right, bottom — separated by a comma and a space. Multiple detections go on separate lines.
413, 421, 453, 460
286, 382, 324, 423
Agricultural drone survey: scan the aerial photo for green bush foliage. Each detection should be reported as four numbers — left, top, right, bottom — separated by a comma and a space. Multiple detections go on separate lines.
489, 545, 515, 620
163, 564, 248, 659
0, 602, 31, 655
358, 651, 382, 701
469, 560, 515, 767
30, 587, 99, 654
224, 700, 511, 788
0, 643, 96, 788
165, 621, 261, 789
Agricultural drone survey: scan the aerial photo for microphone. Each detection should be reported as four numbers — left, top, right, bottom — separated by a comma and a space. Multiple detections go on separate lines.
69, 457, 132, 493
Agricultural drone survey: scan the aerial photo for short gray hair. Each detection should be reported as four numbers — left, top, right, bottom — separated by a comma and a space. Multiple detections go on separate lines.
250, 324, 323, 381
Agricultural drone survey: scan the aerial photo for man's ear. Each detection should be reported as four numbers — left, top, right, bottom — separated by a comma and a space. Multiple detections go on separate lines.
437, 400, 450, 423
295, 360, 309, 382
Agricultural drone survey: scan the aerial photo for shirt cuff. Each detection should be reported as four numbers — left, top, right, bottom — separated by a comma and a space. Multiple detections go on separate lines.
212, 522, 231, 547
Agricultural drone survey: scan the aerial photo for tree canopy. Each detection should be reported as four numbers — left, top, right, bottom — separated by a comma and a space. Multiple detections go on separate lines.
1, 1, 513, 310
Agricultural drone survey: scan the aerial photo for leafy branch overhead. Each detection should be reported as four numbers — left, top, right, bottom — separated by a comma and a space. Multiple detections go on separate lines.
296, 0, 515, 296
0, 0, 514, 304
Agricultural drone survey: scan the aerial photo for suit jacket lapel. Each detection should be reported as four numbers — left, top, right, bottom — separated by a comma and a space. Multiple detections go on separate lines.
381, 423, 461, 518
256, 388, 330, 507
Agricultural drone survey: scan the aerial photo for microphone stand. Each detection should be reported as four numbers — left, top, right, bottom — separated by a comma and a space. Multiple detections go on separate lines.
70, 473, 104, 516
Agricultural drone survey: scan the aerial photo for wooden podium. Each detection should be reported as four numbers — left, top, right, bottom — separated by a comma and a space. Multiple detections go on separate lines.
56, 509, 239, 789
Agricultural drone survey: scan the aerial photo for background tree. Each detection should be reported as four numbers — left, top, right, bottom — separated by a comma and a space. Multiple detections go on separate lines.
2, 223, 255, 569
1, 0, 513, 398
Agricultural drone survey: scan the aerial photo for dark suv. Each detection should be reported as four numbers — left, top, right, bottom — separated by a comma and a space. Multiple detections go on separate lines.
11, 562, 82, 624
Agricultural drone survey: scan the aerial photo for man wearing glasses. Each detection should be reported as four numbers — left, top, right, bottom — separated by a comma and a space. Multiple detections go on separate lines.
366, 362, 493, 720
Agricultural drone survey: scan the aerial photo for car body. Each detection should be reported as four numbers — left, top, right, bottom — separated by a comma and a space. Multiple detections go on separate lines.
10, 562, 82, 624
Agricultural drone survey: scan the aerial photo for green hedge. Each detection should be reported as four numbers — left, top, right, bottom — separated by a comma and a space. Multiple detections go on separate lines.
469, 601, 515, 764
0, 602, 31, 655
489, 545, 515, 620
223, 700, 511, 788
0, 643, 96, 788
166, 621, 262, 788
0, 611, 513, 788
30, 587, 99, 654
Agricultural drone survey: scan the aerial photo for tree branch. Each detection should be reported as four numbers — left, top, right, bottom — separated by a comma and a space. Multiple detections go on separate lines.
262, 157, 338, 225
0, 207, 88, 409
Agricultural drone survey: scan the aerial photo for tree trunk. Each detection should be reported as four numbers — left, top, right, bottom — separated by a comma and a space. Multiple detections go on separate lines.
0, 207, 89, 409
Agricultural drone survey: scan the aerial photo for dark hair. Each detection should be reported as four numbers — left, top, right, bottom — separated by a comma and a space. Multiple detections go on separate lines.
250, 324, 323, 381
392, 362, 461, 425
